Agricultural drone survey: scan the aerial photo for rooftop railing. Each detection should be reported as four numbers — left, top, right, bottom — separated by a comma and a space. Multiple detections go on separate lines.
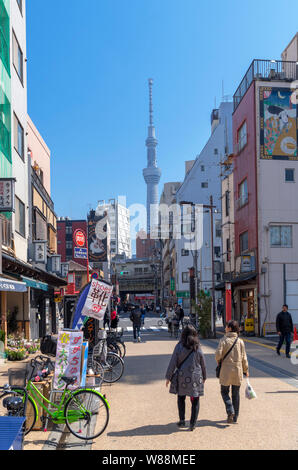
233, 59, 298, 112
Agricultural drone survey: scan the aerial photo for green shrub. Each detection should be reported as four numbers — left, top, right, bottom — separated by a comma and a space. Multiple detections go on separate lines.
5, 348, 27, 361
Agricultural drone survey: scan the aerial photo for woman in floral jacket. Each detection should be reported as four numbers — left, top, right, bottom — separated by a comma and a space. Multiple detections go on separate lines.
166, 324, 207, 431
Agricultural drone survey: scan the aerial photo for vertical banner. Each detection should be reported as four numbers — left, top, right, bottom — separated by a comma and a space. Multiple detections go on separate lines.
81, 279, 113, 321
225, 282, 232, 323
53, 330, 84, 390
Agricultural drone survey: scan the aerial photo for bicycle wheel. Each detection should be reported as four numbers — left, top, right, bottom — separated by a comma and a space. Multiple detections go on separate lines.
64, 390, 109, 440
157, 319, 163, 327
103, 352, 124, 383
92, 359, 105, 386
116, 340, 126, 359
107, 341, 121, 357
0, 390, 37, 435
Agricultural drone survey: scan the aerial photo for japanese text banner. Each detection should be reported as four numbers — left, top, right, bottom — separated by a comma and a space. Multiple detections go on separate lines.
53, 330, 83, 390
81, 279, 113, 321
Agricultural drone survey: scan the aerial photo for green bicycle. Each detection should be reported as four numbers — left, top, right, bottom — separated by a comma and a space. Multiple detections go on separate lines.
0, 357, 110, 441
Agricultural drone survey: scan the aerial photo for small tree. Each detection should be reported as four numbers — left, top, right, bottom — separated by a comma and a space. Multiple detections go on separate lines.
193, 290, 212, 339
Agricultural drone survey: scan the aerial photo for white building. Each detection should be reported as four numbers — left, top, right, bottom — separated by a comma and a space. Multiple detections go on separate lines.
96, 198, 132, 259
175, 102, 233, 314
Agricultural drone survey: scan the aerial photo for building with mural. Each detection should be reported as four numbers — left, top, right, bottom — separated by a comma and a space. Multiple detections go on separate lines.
231, 39, 298, 335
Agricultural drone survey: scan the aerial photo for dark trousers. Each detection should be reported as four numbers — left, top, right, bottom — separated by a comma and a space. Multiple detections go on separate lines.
220, 385, 240, 419
277, 332, 292, 355
177, 395, 200, 426
133, 325, 141, 339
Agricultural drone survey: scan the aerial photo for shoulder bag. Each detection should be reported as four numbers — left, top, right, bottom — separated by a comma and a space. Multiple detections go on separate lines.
170, 349, 194, 394
216, 337, 238, 379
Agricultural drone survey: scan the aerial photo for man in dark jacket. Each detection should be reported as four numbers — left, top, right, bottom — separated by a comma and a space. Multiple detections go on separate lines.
130, 306, 142, 342
276, 304, 294, 358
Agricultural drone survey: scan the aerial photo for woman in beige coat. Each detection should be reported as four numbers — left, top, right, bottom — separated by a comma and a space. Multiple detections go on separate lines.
215, 320, 249, 423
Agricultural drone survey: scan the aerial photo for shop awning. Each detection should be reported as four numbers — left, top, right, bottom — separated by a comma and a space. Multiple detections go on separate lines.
21, 276, 48, 292
215, 272, 257, 291
0, 278, 27, 293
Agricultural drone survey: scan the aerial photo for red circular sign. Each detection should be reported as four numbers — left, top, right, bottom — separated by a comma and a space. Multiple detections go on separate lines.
74, 230, 86, 247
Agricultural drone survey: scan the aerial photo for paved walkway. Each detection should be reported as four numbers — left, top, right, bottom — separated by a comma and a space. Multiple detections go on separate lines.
92, 335, 298, 451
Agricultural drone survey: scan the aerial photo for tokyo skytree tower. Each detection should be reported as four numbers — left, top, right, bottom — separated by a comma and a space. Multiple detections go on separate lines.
143, 78, 161, 235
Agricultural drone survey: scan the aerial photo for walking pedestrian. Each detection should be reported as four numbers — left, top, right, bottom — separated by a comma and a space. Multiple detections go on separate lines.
103, 310, 110, 329
165, 324, 207, 431
141, 304, 146, 327
110, 310, 119, 329
130, 306, 142, 342
276, 304, 294, 358
215, 320, 249, 424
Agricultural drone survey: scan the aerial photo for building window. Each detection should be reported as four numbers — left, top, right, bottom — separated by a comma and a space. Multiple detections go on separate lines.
12, 31, 23, 83
238, 178, 248, 207
215, 220, 222, 238
66, 241, 72, 250
285, 169, 294, 182
214, 148, 218, 155
182, 272, 189, 283
16, 0, 22, 14
238, 121, 247, 152
15, 196, 25, 237
214, 246, 221, 258
226, 238, 231, 262
201, 165, 205, 171
65, 226, 72, 235
225, 190, 230, 217
181, 249, 189, 256
270, 226, 292, 248
201, 182, 208, 188
13, 113, 24, 159
240, 231, 248, 253
135, 268, 143, 274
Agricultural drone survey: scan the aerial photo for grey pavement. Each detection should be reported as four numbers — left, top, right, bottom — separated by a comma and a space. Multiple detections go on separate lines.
1, 317, 297, 450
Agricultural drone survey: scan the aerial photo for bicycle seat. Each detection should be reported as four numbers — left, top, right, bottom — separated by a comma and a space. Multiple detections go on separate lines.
61, 376, 77, 386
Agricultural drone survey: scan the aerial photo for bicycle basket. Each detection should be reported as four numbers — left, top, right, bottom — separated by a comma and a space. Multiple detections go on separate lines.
8, 368, 28, 387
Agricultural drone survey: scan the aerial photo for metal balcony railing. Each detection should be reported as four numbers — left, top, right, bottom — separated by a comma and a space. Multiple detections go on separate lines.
233, 59, 298, 112
0, 26, 9, 75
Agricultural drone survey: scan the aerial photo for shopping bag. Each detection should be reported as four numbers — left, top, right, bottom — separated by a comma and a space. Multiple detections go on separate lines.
245, 378, 257, 400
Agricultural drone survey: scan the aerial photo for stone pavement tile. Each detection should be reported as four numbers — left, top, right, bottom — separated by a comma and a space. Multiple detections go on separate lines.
93, 339, 298, 451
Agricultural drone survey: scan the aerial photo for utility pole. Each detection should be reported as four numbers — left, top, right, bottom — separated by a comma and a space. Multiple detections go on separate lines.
210, 195, 216, 339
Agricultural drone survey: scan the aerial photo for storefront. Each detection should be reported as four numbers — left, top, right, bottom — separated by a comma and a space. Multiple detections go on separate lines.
1, 253, 67, 342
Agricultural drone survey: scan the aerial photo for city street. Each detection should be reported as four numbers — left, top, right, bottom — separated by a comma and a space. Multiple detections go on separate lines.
52, 314, 298, 451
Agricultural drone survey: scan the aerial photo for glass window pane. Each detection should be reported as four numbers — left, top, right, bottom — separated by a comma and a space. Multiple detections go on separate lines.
281, 226, 292, 247
270, 226, 280, 246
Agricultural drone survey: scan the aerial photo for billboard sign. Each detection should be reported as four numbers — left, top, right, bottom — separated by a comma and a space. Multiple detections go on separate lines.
260, 87, 297, 160
88, 211, 108, 263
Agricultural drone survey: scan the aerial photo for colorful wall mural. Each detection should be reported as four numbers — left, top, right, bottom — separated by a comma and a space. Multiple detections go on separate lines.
260, 87, 298, 160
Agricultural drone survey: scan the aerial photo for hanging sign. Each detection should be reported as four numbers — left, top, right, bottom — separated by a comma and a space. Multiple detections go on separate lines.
81, 278, 113, 321
0, 178, 16, 212
53, 330, 84, 390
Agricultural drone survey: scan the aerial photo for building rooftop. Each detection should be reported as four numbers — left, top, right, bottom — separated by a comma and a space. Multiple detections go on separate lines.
233, 59, 298, 112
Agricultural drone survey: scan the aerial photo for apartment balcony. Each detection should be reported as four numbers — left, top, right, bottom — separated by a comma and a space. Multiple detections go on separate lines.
0, 25, 9, 75
0, 118, 10, 161
233, 59, 298, 111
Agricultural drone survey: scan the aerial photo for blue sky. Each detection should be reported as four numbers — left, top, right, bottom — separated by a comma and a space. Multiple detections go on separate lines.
26, 0, 298, 225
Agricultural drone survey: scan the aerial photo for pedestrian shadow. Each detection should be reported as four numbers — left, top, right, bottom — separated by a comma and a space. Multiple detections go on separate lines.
265, 391, 298, 394
107, 419, 229, 437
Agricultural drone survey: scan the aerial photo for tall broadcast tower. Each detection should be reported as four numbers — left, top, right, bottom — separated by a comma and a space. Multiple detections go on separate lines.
143, 79, 161, 235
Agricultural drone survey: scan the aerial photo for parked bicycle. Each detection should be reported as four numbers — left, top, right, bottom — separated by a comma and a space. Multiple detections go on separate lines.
0, 356, 110, 440
92, 331, 124, 384
106, 328, 126, 359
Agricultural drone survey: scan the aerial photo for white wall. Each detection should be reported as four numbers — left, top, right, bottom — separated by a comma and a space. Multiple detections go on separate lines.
256, 81, 298, 327
10, 0, 28, 262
